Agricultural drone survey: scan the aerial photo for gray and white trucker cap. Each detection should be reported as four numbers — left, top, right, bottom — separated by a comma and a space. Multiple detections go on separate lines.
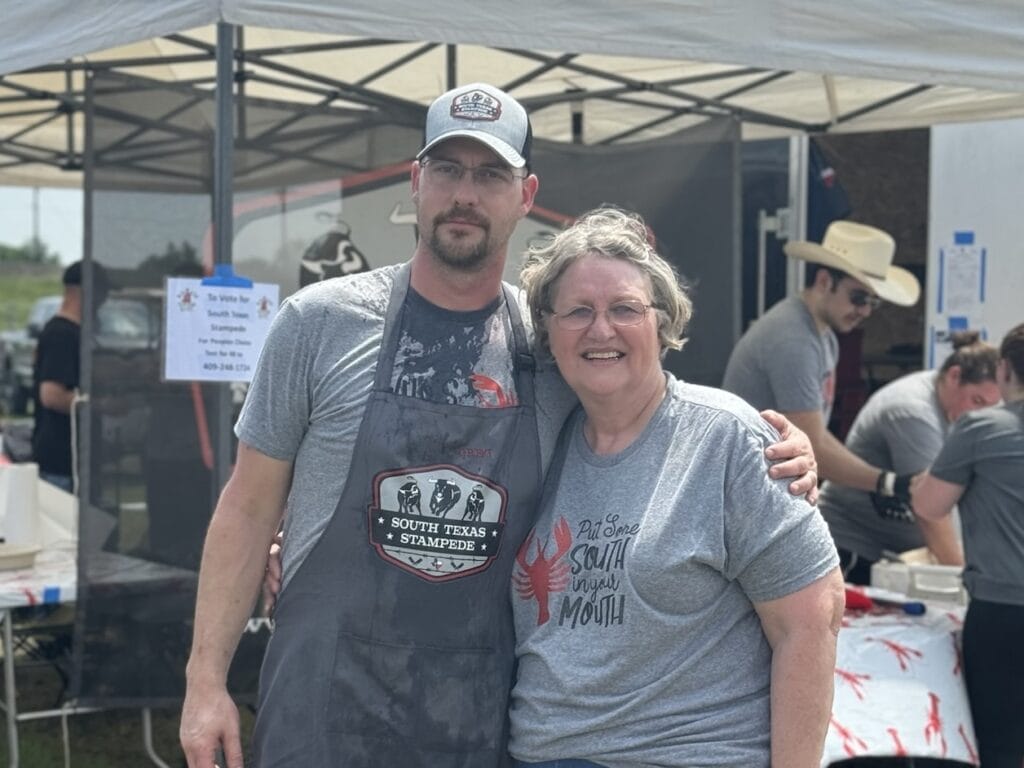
417, 82, 532, 169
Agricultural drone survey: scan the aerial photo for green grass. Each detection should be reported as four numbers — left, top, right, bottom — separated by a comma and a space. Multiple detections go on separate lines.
0, 657, 256, 767
0, 660, 181, 768
0, 269, 63, 332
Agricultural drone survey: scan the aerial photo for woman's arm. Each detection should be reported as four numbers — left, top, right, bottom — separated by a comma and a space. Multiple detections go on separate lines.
911, 473, 966, 521
753, 568, 845, 768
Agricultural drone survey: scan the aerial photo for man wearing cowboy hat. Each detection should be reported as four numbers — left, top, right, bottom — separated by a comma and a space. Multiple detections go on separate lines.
723, 220, 920, 504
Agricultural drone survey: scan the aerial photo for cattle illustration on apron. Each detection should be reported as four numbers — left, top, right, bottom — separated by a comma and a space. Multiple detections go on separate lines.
253, 263, 541, 768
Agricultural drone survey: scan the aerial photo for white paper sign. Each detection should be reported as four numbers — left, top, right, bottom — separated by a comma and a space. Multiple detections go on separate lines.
163, 277, 279, 382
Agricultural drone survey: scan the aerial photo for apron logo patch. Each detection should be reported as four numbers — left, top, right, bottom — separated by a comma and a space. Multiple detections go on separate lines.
368, 464, 507, 581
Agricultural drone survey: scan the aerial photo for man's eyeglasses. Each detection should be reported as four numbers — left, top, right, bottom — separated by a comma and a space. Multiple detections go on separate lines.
547, 300, 655, 332
847, 288, 883, 309
420, 158, 525, 192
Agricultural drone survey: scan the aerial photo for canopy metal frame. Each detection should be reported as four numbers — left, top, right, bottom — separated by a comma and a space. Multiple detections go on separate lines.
0, 26, 937, 181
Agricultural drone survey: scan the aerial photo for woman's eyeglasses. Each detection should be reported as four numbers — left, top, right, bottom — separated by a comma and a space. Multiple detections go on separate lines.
547, 300, 654, 331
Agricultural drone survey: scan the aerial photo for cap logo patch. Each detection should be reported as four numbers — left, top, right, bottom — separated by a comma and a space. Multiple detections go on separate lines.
450, 89, 502, 123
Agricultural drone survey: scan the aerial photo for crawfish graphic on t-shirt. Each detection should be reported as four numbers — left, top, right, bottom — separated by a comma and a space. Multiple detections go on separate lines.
514, 514, 635, 628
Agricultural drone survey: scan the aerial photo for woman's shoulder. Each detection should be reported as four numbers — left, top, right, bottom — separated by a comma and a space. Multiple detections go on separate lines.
668, 377, 772, 438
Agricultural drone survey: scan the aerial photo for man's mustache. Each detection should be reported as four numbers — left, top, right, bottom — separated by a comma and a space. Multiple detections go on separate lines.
436, 208, 489, 228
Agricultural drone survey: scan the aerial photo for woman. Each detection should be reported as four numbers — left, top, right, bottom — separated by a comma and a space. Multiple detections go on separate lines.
912, 321, 1024, 768
819, 331, 1000, 583
511, 207, 843, 768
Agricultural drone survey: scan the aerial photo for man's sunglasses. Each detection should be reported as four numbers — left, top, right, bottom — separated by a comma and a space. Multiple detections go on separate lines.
848, 288, 883, 309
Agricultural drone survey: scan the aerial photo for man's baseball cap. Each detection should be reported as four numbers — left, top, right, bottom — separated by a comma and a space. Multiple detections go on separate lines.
417, 82, 532, 169
63, 260, 110, 298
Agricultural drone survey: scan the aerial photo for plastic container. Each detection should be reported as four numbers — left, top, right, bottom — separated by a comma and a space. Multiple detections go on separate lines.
871, 559, 966, 605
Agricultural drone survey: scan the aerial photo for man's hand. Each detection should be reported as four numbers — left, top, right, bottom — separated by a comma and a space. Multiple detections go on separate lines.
876, 470, 915, 504
262, 532, 284, 616
870, 492, 915, 522
760, 410, 819, 504
180, 680, 243, 768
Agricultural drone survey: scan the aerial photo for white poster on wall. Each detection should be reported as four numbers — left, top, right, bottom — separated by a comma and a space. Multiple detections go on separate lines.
932, 230, 986, 365
163, 276, 279, 382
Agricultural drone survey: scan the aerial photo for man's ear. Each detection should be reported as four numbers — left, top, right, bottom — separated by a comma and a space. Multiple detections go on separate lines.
520, 173, 539, 216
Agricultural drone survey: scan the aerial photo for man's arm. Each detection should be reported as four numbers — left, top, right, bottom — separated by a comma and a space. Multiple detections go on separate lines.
754, 568, 845, 768
38, 380, 75, 413
181, 441, 292, 768
784, 409, 883, 491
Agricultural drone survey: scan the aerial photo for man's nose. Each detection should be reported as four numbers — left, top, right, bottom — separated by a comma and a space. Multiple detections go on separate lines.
451, 171, 481, 204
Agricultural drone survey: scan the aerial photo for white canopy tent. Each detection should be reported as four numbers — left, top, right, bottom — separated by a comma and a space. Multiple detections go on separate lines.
2, 0, 1024, 187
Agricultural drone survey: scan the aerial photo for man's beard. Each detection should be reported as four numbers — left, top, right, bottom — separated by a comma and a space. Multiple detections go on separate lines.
428, 208, 492, 271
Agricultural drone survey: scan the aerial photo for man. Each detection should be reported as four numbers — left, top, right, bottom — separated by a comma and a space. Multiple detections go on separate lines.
180, 83, 816, 768
723, 220, 921, 512
31, 260, 107, 491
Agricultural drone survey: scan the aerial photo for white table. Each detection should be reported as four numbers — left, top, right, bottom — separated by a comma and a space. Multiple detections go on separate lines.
824, 603, 978, 765
0, 538, 193, 767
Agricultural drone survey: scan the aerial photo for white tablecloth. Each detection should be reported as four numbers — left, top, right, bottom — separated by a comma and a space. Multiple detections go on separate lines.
824, 605, 978, 765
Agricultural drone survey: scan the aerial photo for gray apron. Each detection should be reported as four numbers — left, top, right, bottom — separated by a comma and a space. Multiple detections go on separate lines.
253, 264, 541, 767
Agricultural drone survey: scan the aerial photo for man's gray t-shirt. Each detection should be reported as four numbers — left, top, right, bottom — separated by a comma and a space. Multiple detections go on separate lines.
819, 370, 948, 560
236, 265, 575, 586
722, 295, 838, 423
509, 375, 839, 768
929, 400, 1024, 605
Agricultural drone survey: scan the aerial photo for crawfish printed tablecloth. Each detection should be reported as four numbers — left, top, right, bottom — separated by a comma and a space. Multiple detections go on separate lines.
824, 605, 977, 765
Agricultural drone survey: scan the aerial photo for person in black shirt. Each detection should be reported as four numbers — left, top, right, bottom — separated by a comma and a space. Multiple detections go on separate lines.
31, 260, 107, 491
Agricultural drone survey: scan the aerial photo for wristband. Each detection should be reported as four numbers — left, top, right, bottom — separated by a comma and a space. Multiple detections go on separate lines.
892, 473, 913, 503
875, 470, 896, 497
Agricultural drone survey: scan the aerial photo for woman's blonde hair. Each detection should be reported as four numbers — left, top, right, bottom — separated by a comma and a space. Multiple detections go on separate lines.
519, 206, 692, 357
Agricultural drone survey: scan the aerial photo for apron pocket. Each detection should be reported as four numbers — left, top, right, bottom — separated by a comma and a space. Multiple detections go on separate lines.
326, 630, 506, 754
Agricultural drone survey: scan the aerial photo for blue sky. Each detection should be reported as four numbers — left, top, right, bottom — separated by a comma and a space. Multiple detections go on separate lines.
0, 186, 83, 265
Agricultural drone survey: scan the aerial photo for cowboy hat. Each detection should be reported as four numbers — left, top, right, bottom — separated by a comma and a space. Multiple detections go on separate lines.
784, 220, 920, 306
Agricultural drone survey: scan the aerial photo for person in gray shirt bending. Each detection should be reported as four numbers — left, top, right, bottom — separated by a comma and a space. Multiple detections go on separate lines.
913, 321, 1024, 768
819, 330, 1000, 583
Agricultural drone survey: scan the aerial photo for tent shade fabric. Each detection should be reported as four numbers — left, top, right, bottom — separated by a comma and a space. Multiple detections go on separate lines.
3, 3, 1024, 187
4, 1, 1024, 92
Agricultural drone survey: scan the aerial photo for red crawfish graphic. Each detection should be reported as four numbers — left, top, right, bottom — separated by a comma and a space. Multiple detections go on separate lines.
830, 715, 868, 757
886, 726, 908, 756
957, 723, 978, 764
865, 636, 924, 671
924, 691, 947, 757
513, 518, 572, 625
835, 667, 871, 700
